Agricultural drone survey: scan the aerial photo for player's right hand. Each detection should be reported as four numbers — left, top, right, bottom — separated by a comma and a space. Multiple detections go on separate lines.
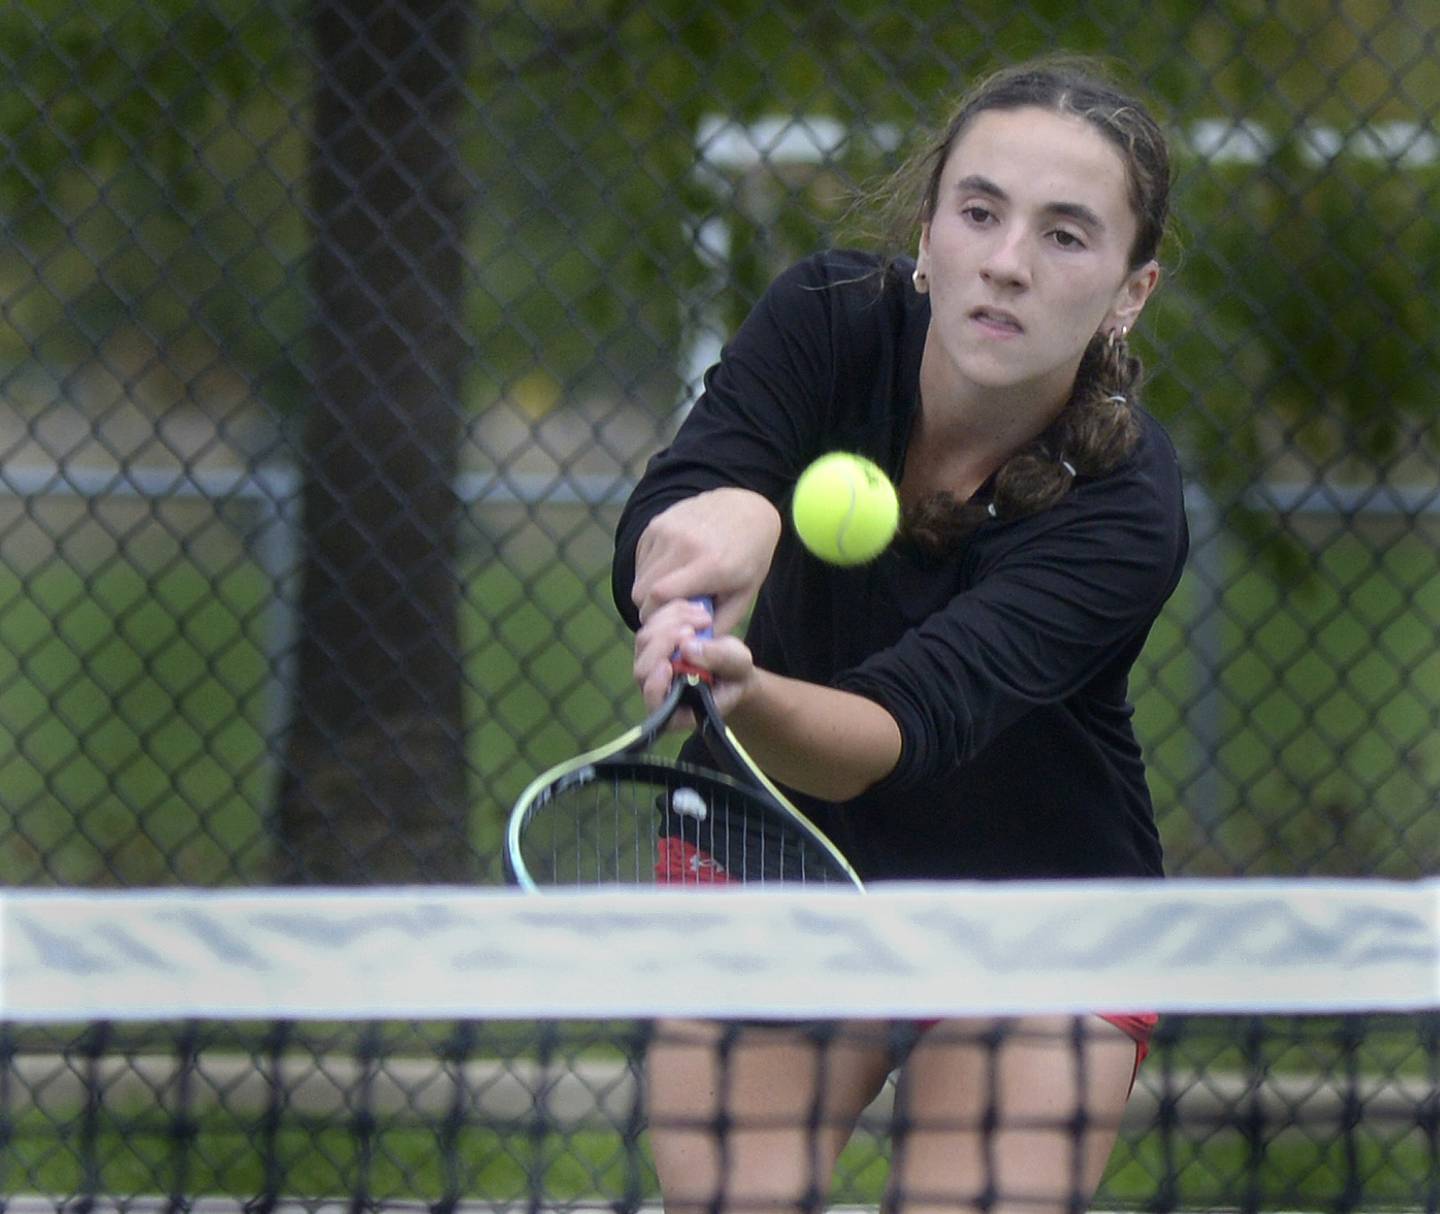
631, 488, 781, 635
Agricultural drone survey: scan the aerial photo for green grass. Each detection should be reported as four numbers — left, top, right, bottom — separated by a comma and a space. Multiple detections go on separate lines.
462, 541, 634, 882
0, 547, 276, 884
5, 1086, 1433, 1210
1103, 1125, 1436, 1211
1136, 528, 1440, 877
3, 1111, 655, 1205
0, 507, 1436, 884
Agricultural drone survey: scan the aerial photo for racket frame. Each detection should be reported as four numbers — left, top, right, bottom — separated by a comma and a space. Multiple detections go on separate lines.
505, 673, 862, 891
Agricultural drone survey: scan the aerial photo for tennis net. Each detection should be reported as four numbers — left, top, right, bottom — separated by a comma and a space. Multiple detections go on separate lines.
2, 880, 1437, 1212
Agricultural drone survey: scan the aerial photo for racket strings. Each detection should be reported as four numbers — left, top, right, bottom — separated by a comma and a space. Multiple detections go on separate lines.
518, 764, 845, 887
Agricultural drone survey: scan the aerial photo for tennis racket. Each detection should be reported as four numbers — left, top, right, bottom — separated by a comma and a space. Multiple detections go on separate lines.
505, 598, 863, 891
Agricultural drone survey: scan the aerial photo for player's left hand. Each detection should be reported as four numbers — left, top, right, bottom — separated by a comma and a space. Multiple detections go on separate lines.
634, 599, 756, 719
673, 633, 755, 719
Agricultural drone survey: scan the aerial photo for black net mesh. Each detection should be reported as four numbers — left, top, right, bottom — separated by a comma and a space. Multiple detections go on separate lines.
3, 1013, 1436, 1214
0, 1, 1435, 887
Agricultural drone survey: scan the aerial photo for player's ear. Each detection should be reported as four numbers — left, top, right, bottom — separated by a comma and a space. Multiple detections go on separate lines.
1105, 258, 1159, 332
913, 223, 932, 294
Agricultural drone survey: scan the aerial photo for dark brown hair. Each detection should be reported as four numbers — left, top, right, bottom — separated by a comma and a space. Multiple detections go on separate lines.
859, 56, 1172, 549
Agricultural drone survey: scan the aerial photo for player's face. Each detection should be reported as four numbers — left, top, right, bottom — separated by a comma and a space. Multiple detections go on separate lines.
916, 106, 1158, 409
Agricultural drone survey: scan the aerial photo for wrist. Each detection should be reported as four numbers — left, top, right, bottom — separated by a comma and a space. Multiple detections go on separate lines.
726, 667, 773, 732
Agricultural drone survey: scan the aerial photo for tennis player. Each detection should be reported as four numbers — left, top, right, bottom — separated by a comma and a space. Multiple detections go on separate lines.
614, 56, 1188, 1214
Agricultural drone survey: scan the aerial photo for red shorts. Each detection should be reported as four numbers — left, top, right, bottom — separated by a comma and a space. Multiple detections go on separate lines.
914, 1013, 1154, 1047
913, 1013, 1156, 1091
1099, 1012, 1159, 1057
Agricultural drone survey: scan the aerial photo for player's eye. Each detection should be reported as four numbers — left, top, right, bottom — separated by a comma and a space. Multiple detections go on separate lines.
960, 204, 994, 224
1050, 228, 1087, 250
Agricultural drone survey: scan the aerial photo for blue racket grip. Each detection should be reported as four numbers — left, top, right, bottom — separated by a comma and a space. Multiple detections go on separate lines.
691, 595, 714, 639
672, 595, 714, 678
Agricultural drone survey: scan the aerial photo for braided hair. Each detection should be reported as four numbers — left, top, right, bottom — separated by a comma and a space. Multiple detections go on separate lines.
904, 326, 1144, 549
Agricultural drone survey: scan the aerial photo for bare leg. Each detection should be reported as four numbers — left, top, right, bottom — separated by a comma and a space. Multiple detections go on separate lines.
646, 1018, 895, 1214
884, 1015, 1138, 1214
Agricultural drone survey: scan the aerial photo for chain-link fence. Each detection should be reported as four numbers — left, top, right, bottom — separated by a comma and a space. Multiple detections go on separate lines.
0, 0, 1437, 887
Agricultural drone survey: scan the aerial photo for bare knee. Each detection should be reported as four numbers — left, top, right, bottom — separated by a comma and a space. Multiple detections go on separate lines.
882, 1016, 1139, 1214
646, 1019, 893, 1214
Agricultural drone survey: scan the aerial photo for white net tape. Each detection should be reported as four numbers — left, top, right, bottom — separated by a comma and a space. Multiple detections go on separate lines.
3, 878, 1437, 1021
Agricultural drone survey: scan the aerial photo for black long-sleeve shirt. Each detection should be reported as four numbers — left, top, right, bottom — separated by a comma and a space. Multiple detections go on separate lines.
613, 249, 1189, 882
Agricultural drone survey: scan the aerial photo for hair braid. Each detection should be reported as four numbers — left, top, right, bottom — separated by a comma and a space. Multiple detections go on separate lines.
900, 331, 1144, 554
994, 330, 1143, 517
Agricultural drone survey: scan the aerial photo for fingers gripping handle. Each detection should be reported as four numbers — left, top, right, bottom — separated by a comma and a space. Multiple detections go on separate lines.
671, 595, 714, 681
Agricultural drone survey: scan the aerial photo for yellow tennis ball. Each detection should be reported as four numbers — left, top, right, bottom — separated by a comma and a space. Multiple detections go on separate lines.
791, 453, 900, 566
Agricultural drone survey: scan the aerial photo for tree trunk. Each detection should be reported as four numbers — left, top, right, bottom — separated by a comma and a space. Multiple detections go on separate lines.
277, 0, 472, 883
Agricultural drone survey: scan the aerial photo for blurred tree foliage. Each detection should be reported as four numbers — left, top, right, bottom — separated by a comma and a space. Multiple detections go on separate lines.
0, 0, 1436, 494
0, 0, 307, 409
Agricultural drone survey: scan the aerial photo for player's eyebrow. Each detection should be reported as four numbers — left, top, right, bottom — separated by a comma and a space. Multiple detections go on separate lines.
954, 174, 1107, 234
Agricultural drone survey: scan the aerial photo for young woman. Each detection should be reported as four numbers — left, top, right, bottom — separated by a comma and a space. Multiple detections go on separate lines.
612, 57, 1189, 1214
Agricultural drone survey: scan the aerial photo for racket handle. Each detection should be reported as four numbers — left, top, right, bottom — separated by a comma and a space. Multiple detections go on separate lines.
690, 595, 714, 640
672, 595, 714, 679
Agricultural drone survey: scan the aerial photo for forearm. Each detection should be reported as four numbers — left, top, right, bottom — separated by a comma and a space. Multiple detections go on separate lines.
727, 671, 902, 802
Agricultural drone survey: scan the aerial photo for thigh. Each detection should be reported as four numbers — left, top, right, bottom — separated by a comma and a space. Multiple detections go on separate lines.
646, 1018, 895, 1214
885, 1014, 1138, 1214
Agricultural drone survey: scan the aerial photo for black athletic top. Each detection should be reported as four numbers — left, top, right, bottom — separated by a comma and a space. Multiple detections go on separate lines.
613, 249, 1189, 882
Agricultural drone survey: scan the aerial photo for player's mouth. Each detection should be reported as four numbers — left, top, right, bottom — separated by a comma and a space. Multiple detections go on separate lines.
970, 307, 1024, 335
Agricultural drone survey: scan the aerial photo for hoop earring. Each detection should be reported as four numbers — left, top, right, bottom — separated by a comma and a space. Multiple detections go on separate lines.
912, 268, 928, 294
1106, 325, 1129, 350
